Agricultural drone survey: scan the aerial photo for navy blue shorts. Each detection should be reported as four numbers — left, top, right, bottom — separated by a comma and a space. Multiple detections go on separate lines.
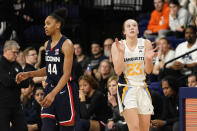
41, 81, 79, 126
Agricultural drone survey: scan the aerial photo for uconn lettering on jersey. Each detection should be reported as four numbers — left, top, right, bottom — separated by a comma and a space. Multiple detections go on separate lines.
46, 56, 61, 62
124, 57, 144, 62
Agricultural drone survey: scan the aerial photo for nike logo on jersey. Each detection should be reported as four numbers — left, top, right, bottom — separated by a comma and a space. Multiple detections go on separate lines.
60, 90, 65, 94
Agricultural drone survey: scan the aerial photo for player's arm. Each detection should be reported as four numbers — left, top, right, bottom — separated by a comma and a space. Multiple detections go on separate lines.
144, 39, 158, 74
111, 39, 125, 76
16, 42, 48, 83
50, 39, 73, 96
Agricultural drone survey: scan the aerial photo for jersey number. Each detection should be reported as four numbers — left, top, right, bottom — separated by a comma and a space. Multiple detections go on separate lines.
48, 64, 57, 75
126, 63, 142, 76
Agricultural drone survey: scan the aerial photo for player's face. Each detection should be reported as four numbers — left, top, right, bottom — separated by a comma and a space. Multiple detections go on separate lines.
162, 81, 175, 97
79, 80, 91, 95
44, 16, 59, 36
123, 19, 139, 38
108, 80, 118, 96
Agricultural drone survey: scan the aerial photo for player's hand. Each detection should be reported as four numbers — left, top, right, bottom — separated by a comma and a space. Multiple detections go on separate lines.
41, 92, 55, 108
145, 46, 158, 61
16, 72, 30, 84
115, 38, 125, 54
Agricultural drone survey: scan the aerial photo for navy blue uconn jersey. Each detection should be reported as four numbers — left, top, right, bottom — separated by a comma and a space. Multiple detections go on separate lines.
45, 35, 67, 85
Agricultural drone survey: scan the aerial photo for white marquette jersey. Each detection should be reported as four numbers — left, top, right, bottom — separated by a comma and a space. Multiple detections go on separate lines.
118, 38, 147, 87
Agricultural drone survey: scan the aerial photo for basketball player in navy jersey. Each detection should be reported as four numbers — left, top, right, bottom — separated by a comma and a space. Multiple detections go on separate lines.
16, 8, 78, 131
111, 19, 158, 131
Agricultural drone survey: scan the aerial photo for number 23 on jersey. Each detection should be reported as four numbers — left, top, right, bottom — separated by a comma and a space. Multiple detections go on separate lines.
126, 63, 142, 76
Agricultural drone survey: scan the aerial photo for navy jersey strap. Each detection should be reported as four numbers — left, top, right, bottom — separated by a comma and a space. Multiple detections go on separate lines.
57, 35, 67, 52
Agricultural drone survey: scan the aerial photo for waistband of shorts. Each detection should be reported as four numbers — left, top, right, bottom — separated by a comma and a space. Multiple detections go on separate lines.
118, 83, 147, 88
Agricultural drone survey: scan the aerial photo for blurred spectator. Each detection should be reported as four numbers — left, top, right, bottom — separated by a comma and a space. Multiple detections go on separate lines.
106, 75, 128, 131
95, 59, 114, 96
149, 88, 164, 120
23, 47, 38, 71
16, 50, 26, 69
153, 37, 175, 75
74, 43, 90, 71
166, 0, 192, 38
188, 0, 197, 17
187, 74, 197, 87
76, 75, 111, 131
88, 42, 108, 76
150, 76, 179, 131
21, 83, 43, 131
0, 40, 29, 131
35, 46, 45, 69
23, 46, 45, 84
192, 15, 197, 27
71, 58, 83, 82
12, 0, 34, 43
179, 0, 189, 8
172, 26, 197, 75
103, 38, 113, 60
144, 0, 170, 39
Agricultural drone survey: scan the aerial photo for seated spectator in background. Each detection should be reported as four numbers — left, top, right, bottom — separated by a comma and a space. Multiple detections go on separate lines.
95, 59, 114, 96
77, 75, 111, 131
188, 0, 197, 17
87, 42, 108, 76
188, 74, 197, 87
74, 43, 90, 71
106, 76, 128, 131
21, 83, 43, 131
144, 0, 170, 39
165, 0, 193, 38
150, 76, 179, 131
103, 38, 113, 61
172, 26, 197, 75
153, 37, 175, 75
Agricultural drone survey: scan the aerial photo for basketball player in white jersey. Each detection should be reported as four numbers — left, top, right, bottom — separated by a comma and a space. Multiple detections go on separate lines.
111, 19, 158, 131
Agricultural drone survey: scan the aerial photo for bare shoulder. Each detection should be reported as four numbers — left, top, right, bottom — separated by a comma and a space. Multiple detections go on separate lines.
62, 39, 74, 54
